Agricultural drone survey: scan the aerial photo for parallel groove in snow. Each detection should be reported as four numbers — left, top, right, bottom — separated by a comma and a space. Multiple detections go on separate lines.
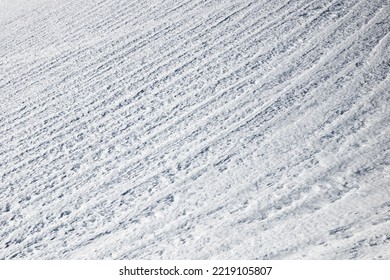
0, 0, 389, 259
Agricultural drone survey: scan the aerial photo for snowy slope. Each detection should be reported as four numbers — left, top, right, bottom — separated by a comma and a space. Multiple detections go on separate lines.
0, 0, 389, 259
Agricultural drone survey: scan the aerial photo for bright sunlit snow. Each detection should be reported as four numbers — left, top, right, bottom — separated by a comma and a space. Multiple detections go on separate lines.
0, 0, 389, 259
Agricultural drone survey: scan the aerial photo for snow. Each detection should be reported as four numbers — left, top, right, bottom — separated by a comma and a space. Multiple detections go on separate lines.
0, 0, 389, 259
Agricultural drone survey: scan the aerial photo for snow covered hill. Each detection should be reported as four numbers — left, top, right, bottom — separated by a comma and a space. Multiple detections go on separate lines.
0, 0, 389, 259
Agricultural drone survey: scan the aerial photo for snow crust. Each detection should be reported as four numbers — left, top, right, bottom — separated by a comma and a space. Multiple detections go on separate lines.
0, 0, 389, 259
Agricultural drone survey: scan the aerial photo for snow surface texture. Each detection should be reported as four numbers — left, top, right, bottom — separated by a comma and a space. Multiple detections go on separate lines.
0, 0, 389, 260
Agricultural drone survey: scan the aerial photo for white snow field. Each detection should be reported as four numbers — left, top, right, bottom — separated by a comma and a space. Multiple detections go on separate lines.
0, 0, 389, 260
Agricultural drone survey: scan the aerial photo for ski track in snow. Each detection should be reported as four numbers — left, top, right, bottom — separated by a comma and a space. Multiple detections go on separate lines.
0, 0, 389, 259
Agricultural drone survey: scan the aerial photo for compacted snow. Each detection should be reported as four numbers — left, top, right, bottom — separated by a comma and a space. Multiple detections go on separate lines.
0, 0, 389, 259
